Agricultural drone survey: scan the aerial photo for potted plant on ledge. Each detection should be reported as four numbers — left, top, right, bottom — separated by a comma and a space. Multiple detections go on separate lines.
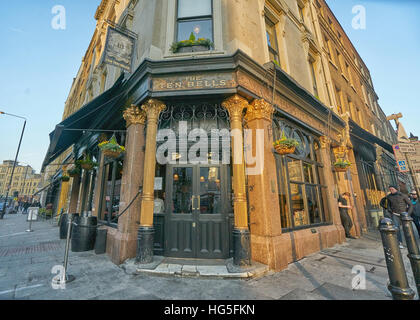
61, 175, 70, 182
98, 135, 125, 159
77, 155, 98, 171
334, 159, 351, 172
273, 132, 300, 155
170, 32, 214, 54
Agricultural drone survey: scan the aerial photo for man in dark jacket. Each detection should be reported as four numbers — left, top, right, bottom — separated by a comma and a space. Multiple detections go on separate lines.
338, 192, 356, 239
409, 191, 420, 236
381, 185, 413, 248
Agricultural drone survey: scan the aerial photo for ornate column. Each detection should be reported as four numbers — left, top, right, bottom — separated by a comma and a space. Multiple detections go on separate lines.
68, 173, 81, 213
56, 167, 70, 218
222, 94, 251, 266
244, 99, 285, 270
137, 99, 166, 264
92, 150, 106, 217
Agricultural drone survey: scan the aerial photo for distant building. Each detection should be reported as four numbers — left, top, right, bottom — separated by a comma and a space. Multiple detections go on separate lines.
0, 160, 41, 200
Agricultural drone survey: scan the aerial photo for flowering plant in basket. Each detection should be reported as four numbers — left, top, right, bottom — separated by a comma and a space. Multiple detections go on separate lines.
98, 135, 125, 159
334, 159, 351, 172
77, 155, 98, 171
273, 132, 300, 155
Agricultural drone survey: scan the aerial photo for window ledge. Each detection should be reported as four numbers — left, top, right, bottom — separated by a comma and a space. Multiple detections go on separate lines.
351, 84, 357, 93
341, 73, 349, 83
329, 59, 338, 71
163, 50, 226, 59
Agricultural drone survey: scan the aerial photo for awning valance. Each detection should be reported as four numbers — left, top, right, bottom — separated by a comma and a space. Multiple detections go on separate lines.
349, 119, 394, 154
42, 75, 126, 170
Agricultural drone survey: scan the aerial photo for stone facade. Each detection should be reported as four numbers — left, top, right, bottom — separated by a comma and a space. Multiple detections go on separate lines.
42, 0, 401, 271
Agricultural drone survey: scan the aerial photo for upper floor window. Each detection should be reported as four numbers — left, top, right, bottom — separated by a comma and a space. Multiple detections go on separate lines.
265, 18, 280, 66
177, 0, 213, 42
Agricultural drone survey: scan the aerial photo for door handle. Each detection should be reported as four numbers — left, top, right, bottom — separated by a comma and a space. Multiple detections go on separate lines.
191, 195, 196, 210
197, 195, 200, 211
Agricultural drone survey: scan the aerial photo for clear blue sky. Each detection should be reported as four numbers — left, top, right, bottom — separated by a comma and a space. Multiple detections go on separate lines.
0, 1, 419, 173
326, 0, 420, 136
0, 1, 100, 173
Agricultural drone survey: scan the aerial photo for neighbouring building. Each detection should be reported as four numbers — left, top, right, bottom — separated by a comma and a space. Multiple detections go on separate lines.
41, 0, 408, 271
0, 160, 41, 201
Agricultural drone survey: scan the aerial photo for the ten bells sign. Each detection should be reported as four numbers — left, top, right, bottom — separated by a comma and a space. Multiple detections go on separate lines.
152, 73, 236, 92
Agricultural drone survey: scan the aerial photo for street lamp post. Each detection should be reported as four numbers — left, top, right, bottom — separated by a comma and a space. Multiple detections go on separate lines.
0, 111, 27, 219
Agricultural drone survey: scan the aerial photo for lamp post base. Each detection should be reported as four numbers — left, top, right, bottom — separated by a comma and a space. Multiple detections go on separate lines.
136, 226, 154, 264
233, 228, 251, 267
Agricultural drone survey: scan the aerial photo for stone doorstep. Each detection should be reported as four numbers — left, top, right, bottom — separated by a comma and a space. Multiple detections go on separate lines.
121, 256, 269, 279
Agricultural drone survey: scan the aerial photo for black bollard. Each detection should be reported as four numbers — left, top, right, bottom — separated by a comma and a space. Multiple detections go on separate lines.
401, 212, 420, 297
379, 218, 415, 300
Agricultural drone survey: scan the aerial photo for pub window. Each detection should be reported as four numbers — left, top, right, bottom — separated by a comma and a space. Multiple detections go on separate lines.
265, 17, 280, 66
273, 118, 329, 230
176, 0, 213, 43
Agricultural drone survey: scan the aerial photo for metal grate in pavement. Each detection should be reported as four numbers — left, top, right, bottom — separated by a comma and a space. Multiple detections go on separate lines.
0, 241, 62, 257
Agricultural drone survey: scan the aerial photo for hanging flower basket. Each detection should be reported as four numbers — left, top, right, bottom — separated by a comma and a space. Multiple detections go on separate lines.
68, 167, 80, 177
98, 135, 125, 159
61, 175, 70, 182
334, 159, 351, 172
274, 144, 296, 155
273, 132, 300, 155
77, 156, 98, 171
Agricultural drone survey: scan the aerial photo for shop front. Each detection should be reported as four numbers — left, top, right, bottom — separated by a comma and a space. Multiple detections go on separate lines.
43, 51, 348, 271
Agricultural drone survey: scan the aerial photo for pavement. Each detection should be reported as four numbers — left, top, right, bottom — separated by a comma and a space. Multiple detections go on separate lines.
0, 212, 418, 300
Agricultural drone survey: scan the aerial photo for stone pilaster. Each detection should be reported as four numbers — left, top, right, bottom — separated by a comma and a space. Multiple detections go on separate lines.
92, 151, 106, 218
107, 106, 147, 265
222, 94, 251, 266
318, 136, 345, 243
244, 99, 286, 270
68, 174, 81, 213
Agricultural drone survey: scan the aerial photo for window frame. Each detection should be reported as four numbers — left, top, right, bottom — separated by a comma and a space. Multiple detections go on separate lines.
175, 0, 214, 43
265, 16, 280, 65
273, 117, 330, 232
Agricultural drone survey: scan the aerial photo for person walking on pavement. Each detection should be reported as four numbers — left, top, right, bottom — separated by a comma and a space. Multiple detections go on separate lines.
409, 191, 420, 236
338, 192, 356, 239
380, 185, 413, 249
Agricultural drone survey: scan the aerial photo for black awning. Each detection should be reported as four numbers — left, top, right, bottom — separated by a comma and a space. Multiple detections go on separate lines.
349, 118, 394, 154
42, 75, 126, 169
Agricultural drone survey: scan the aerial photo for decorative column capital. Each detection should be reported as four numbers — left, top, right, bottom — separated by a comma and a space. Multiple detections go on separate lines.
141, 99, 166, 123
245, 99, 274, 122
333, 145, 349, 158
123, 105, 147, 128
222, 94, 249, 122
319, 136, 331, 149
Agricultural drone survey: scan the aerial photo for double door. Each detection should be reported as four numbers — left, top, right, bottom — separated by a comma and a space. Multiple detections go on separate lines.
164, 164, 230, 259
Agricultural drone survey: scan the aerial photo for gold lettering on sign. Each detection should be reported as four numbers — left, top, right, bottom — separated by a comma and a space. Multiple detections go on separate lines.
153, 73, 236, 92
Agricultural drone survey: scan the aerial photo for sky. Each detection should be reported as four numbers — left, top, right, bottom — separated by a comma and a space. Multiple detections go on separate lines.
0, 1, 101, 173
326, 0, 420, 135
0, 1, 419, 173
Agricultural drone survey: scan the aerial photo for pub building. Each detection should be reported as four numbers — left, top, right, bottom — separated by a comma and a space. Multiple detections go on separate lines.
41, 0, 402, 271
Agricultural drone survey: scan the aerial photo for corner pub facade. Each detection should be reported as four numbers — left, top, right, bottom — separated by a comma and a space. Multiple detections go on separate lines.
41, 0, 402, 271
